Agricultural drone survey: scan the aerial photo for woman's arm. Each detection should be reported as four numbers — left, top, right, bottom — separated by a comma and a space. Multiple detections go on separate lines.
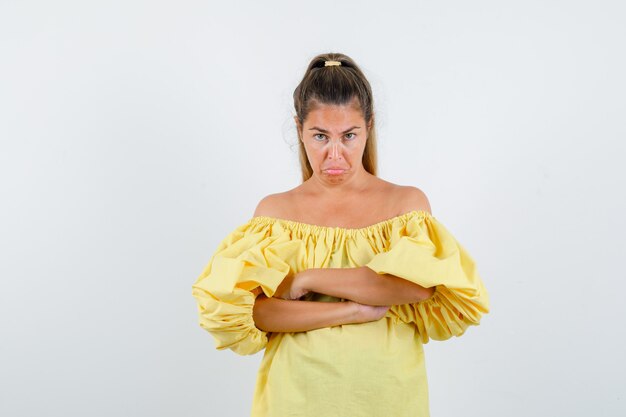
252, 290, 388, 332
300, 267, 436, 306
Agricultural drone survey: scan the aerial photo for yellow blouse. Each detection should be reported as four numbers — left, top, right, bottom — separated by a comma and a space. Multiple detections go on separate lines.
191, 210, 490, 417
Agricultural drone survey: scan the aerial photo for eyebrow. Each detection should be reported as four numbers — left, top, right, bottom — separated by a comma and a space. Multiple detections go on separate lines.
308, 126, 361, 134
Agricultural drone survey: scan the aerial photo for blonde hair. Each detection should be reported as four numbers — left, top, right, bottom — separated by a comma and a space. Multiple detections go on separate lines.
293, 52, 378, 182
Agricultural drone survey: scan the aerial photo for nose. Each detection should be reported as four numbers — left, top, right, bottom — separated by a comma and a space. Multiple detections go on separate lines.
328, 140, 342, 160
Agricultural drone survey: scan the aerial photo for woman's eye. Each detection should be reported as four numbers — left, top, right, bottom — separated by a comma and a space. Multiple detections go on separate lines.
314, 134, 326, 141
345, 133, 356, 140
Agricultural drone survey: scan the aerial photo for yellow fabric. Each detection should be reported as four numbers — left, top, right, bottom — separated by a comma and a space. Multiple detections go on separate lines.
191, 210, 490, 417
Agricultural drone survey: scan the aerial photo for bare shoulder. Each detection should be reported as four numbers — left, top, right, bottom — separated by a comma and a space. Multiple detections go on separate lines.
252, 191, 295, 218
370, 177, 432, 215
394, 184, 432, 215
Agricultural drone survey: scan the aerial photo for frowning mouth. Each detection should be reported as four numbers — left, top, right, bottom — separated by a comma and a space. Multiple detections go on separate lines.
323, 168, 347, 175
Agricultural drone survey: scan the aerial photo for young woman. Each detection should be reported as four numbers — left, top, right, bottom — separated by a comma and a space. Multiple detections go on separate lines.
192, 52, 490, 417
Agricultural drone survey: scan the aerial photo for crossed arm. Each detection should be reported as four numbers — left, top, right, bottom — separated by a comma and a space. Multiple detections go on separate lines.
298, 266, 435, 306
252, 266, 435, 333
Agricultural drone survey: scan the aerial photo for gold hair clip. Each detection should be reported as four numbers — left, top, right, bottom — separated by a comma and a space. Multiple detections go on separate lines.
325, 60, 342, 66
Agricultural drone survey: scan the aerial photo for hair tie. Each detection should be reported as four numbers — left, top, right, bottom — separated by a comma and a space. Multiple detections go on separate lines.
324, 60, 342, 67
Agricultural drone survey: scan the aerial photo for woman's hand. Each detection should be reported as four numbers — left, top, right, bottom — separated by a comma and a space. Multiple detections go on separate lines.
350, 301, 390, 323
273, 270, 313, 300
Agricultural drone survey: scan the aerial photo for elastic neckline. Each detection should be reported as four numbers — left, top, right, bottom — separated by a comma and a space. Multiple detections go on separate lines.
250, 209, 431, 233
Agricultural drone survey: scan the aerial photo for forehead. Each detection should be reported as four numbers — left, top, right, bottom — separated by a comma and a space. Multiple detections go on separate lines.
303, 102, 365, 126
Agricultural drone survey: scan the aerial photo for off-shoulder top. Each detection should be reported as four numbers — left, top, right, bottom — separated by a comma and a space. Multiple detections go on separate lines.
191, 210, 490, 417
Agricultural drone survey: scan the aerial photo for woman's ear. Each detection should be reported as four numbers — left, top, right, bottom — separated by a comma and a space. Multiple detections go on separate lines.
294, 116, 303, 142
365, 117, 373, 140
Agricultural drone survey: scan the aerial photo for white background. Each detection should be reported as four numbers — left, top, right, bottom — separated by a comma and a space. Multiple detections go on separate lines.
1, 1, 625, 416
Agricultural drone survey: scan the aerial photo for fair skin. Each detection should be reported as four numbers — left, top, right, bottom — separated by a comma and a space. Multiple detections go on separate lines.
251, 98, 435, 333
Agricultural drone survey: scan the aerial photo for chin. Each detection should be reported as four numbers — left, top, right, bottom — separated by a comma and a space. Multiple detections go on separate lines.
320, 172, 349, 182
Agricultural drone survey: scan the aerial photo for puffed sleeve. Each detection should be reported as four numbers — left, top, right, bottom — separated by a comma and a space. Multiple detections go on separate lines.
191, 220, 304, 355
364, 212, 490, 343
